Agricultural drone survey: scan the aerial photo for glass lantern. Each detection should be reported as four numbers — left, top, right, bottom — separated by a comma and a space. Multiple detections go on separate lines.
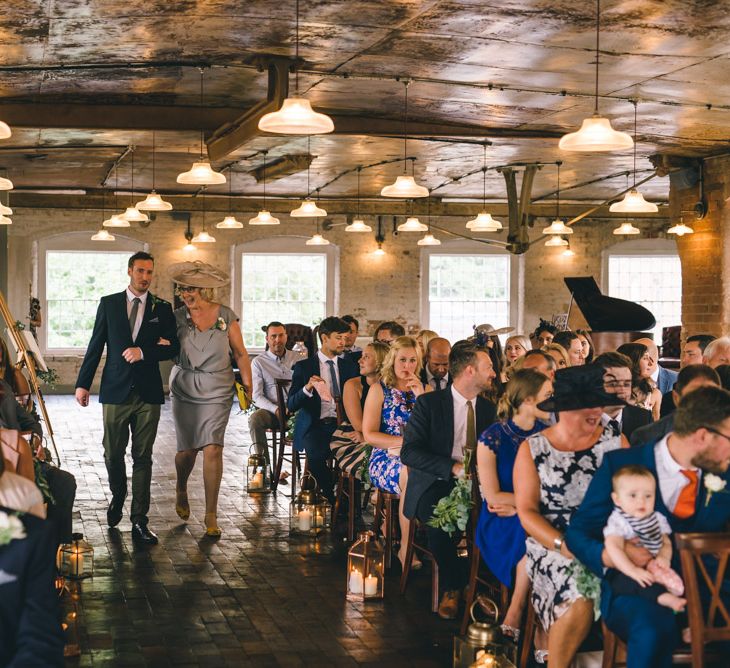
56, 576, 81, 657
453, 598, 516, 668
58, 533, 94, 580
246, 445, 270, 493
346, 531, 385, 601
289, 473, 331, 537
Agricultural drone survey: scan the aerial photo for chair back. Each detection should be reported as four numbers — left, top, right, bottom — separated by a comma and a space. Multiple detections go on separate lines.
274, 379, 292, 432
284, 323, 316, 357
676, 532, 730, 647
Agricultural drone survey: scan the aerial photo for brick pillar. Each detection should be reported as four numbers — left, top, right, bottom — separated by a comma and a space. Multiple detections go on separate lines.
669, 156, 730, 337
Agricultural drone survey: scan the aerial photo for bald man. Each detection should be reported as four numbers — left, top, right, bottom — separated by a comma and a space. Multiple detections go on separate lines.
634, 337, 678, 395
521, 349, 556, 380
420, 337, 452, 390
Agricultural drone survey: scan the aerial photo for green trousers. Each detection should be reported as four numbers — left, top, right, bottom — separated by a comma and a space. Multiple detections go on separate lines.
102, 391, 161, 525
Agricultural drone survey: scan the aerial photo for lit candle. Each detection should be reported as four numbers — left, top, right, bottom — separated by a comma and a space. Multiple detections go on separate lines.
68, 550, 84, 577
364, 574, 378, 596
297, 509, 312, 531
251, 472, 264, 488
314, 510, 324, 528
349, 569, 363, 594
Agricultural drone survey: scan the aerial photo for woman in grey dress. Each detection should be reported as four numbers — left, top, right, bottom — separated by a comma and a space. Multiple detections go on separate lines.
168, 261, 252, 538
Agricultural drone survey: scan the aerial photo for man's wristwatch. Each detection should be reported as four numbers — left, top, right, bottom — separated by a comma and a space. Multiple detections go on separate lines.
553, 535, 564, 552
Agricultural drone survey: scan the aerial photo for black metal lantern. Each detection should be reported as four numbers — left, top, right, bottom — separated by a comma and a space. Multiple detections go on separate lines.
57, 533, 94, 580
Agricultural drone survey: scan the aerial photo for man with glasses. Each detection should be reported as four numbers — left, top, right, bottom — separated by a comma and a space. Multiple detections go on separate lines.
567, 385, 730, 667
594, 352, 652, 441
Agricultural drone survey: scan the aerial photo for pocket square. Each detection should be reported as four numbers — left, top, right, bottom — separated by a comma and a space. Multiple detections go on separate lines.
149, 317, 159, 323
0, 569, 18, 585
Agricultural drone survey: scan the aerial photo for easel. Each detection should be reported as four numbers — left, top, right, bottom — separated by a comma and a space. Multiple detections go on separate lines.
0, 289, 61, 464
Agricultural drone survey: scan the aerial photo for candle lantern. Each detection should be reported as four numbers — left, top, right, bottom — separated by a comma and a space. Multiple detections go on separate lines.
56, 576, 81, 657
453, 598, 516, 668
289, 472, 331, 537
346, 531, 385, 601
58, 532, 94, 580
246, 445, 270, 493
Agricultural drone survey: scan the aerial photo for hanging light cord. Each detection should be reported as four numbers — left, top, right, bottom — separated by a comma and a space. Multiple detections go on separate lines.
228, 166, 233, 214
594, 0, 600, 114
556, 161, 561, 219
130, 147, 135, 202
482, 144, 487, 208
632, 100, 638, 186
295, 0, 300, 95
356, 165, 361, 219
199, 68, 205, 159
306, 136, 311, 196
262, 149, 268, 208
403, 80, 410, 172
151, 131, 156, 191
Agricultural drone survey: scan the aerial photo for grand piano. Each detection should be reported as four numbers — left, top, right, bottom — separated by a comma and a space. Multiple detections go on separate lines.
564, 276, 657, 355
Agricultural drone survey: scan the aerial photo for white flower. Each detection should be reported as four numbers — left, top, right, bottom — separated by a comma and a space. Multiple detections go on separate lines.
0, 510, 26, 546
216, 317, 227, 332
705, 473, 726, 493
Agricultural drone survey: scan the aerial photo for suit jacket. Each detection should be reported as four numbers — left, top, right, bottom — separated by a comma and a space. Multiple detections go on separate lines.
419, 368, 452, 391
0, 381, 41, 438
656, 365, 679, 395
620, 404, 652, 441
659, 390, 676, 418
400, 389, 496, 519
287, 354, 359, 451
629, 413, 673, 447
75, 291, 179, 404
0, 508, 64, 667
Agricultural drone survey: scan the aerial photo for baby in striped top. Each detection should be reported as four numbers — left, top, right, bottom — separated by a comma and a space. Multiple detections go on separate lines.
603, 465, 686, 611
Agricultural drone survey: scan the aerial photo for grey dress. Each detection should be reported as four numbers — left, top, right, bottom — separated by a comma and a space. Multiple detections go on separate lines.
170, 304, 237, 451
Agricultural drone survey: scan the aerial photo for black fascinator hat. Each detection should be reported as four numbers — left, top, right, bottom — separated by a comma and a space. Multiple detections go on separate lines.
537, 364, 627, 413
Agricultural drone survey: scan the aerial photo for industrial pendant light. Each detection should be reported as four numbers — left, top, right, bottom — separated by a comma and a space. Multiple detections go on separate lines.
93, 189, 114, 239
418, 199, 441, 245
467, 146, 502, 231
249, 151, 280, 225
121, 150, 149, 223
306, 219, 329, 245
192, 192, 216, 242
177, 69, 226, 185
258, 0, 334, 135
542, 162, 573, 235
0, 215, 11, 225
104, 166, 130, 227
182, 216, 196, 251
292, 139, 327, 217
91, 229, 115, 241
609, 103, 658, 213
381, 82, 429, 198
0, 120, 10, 140
0, 174, 13, 190
558, 1, 633, 152
613, 221, 640, 235
345, 166, 372, 232
398, 204, 428, 232
0, 202, 11, 216
667, 221, 694, 236
545, 235, 568, 247
137, 131, 173, 211
217, 167, 244, 228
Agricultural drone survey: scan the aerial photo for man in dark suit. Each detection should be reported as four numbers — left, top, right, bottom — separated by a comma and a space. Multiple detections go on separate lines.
566, 386, 730, 667
288, 316, 359, 503
0, 507, 64, 667
593, 352, 652, 441
659, 334, 715, 417
419, 337, 452, 391
401, 342, 497, 619
75, 251, 179, 544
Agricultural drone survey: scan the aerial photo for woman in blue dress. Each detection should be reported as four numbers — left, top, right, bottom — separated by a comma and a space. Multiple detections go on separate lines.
476, 368, 552, 638
363, 335, 429, 568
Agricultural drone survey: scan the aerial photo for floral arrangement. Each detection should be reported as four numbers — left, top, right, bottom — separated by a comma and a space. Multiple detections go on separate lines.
0, 510, 26, 547
34, 459, 56, 505
428, 447, 475, 536
213, 317, 227, 332
568, 561, 602, 619
286, 412, 297, 441
358, 445, 373, 489
704, 473, 727, 505
149, 294, 168, 313
14, 319, 25, 331
37, 367, 60, 388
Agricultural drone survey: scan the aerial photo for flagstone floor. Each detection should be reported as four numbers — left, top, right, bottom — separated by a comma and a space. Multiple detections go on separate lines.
46, 395, 458, 667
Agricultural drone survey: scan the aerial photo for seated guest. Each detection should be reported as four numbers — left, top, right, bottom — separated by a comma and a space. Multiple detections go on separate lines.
330, 341, 389, 474
594, 352, 652, 441
661, 334, 716, 416
341, 315, 362, 360
630, 364, 720, 447
249, 321, 300, 481
634, 337, 678, 395
288, 317, 359, 502
415, 329, 439, 358
543, 342, 569, 370
566, 386, 730, 667
503, 334, 532, 381
0, 502, 64, 667
702, 335, 730, 368
513, 365, 626, 667
715, 364, 730, 390
476, 369, 552, 637
617, 342, 663, 420
0, 452, 44, 518
552, 331, 585, 366
532, 319, 558, 348
575, 329, 594, 364
373, 320, 405, 345
401, 343, 497, 619
520, 349, 557, 380
420, 337, 451, 390
363, 336, 428, 568
0, 338, 31, 408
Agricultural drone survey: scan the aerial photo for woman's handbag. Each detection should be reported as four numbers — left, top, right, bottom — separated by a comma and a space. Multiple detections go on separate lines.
329, 421, 369, 478
235, 382, 252, 411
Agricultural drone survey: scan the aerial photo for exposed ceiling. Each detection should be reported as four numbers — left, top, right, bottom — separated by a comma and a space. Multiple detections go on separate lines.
1, 0, 728, 211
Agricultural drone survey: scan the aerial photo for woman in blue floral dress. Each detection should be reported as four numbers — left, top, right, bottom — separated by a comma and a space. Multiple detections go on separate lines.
363, 335, 429, 567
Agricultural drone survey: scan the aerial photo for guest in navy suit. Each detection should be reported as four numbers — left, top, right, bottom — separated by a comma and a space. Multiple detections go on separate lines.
75, 252, 179, 545
288, 317, 359, 502
566, 385, 730, 668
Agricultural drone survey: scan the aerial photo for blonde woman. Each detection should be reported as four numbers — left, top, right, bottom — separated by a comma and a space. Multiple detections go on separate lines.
503, 334, 532, 382
415, 329, 439, 358
544, 342, 570, 371
363, 336, 430, 567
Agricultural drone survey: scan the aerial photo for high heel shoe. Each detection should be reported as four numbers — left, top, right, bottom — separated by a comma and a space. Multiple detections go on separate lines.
175, 489, 190, 521
204, 513, 221, 538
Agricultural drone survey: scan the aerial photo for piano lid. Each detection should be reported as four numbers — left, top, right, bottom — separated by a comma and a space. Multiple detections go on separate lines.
564, 276, 656, 333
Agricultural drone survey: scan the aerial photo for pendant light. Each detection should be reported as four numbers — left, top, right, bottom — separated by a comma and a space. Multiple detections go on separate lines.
217, 167, 244, 228
545, 235, 568, 247
182, 217, 196, 251
398, 212, 427, 233
0, 215, 11, 225
558, 1, 633, 152
137, 131, 173, 211
381, 82, 429, 198
93, 190, 113, 238
373, 243, 386, 257
609, 103, 658, 213
249, 151, 280, 225
0, 203, 11, 215
0, 120, 10, 140
667, 221, 694, 236
104, 166, 130, 227
192, 192, 216, 242
467, 147, 502, 231
177, 69, 227, 185
0, 174, 13, 190
91, 229, 115, 241
292, 138, 327, 217
418, 198, 441, 245
121, 150, 149, 223
306, 219, 329, 245
613, 221, 640, 235
542, 162, 573, 235
258, 0, 334, 135
345, 166, 372, 232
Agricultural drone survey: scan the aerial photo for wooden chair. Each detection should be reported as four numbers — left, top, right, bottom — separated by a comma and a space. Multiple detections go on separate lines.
271, 379, 301, 497
372, 488, 400, 569
399, 518, 440, 612
518, 596, 538, 668
333, 467, 360, 542
284, 323, 316, 358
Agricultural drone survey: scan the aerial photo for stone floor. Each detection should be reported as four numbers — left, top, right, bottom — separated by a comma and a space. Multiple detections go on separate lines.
47, 395, 459, 667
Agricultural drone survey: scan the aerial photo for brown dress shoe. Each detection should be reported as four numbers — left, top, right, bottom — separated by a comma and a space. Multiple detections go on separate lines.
438, 590, 460, 620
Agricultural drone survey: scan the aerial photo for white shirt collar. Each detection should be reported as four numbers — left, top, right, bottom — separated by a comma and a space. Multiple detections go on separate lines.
317, 349, 337, 365
650, 366, 659, 383
450, 384, 471, 406
126, 287, 148, 304
266, 348, 289, 362
656, 433, 699, 475
601, 409, 623, 425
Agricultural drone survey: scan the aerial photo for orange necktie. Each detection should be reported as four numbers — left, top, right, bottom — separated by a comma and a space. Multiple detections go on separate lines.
673, 470, 698, 519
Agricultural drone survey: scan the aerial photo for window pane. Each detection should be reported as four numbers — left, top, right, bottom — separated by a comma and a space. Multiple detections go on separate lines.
608, 254, 682, 339
46, 251, 130, 349
428, 254, 511, 343
241, 254, 327, 348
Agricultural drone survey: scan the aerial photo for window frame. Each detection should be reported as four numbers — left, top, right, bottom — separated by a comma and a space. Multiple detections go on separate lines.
420, 238, 522, 341
38, 232, 146, 355
233, 237, 339, 353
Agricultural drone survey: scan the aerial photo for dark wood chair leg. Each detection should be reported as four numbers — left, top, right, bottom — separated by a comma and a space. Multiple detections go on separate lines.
347, 474, 357, 542
372, 489, 383, 535
399, 519, 416, 595
518, 599, 536, 668
430, 556, 440, 613
333, 475, 344, 528
271, 435, 286, 493
384, 494, 395, 571
460, 545, 481, 635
